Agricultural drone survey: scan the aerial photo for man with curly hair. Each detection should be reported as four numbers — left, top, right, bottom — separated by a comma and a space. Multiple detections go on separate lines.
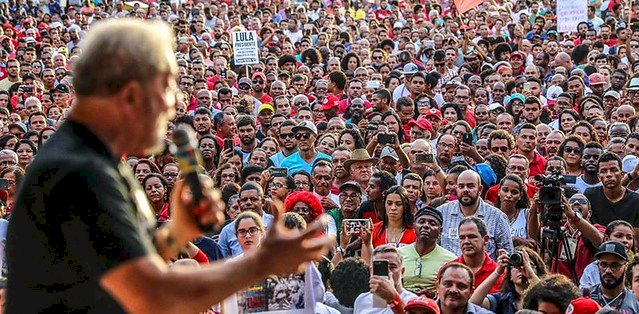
522, 274, 580, 314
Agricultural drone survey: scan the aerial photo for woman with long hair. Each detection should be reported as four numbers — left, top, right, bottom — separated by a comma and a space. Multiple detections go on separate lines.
558, 135, 586, 175
495, 175, 530, 239
142, 173, 170, 223
470, 247, 546, 314
371, 186, 416, 248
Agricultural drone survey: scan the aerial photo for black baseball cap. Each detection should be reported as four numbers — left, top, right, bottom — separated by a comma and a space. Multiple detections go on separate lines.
54, 84, 70, 94
595, 241, 628, 261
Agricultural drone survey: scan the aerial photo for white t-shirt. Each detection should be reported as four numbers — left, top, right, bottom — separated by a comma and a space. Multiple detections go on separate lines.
353, 290, 416, 313
509, 208, 529, 238
570, 176, 603, 194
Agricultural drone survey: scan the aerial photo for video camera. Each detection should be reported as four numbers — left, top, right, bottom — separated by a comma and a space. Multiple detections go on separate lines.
534, 172, 575, 229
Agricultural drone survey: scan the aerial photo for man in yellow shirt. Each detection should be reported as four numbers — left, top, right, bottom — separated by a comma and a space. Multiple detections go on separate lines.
0, 59, 21, 91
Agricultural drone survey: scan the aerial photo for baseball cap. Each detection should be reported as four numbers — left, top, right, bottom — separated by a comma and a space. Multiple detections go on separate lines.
339, 181, 362, 194
404, 296, 440, 314
588, 73, 606, 86
54, 84, 70, 94
8, 122, 27, 133
566, 297, 601, 314
488, 103, 505, 112
509, 93, 526, 103
321, 95, 338, 111
604, 90, 621, 100
380, 146, 399, 161
251, 72, 266, 81
424, 108, 442, 120
408, 118, 434, 133
510, 51, 524, 59
595, 241, 628, 261
258, 103, 274, 114
402, 63, 419, 75
623, 155, 639, 173
393, 21, 403, 29
546, 86, 563, 105
292, 120, 318, 135
238, 77, 252, 87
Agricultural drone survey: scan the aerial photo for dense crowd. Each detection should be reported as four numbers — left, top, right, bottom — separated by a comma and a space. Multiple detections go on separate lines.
1, 0, 639, 312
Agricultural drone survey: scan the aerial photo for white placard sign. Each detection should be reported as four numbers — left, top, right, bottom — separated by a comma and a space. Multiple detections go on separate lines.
557, 0, 588, 33
233, 31, 259, 65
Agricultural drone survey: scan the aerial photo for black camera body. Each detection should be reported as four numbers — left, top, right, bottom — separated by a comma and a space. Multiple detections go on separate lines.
535, 172, 568, 229
509, 251, 524, 267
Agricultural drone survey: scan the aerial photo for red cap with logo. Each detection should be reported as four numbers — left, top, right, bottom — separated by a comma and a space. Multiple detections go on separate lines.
424, 108, 442, 120
404, 296, 440, 314
408, 118, 434, 132
566, 297, 601, 314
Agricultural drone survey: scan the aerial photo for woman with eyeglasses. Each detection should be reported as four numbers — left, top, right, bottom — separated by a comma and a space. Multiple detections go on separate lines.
558, 135, 586, 176
371, 186, 416, 248
470, 247, 546, 314
213, 163, 240, 189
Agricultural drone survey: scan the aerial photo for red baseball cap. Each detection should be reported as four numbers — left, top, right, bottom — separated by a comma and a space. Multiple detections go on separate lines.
424, 108, 442, 120
322, 95, 339, 111
588, 73, 606, 86
566, 297, 601, 314
408, 118, 434, 133
251, 72, 266, 81
404, 296, 440, 314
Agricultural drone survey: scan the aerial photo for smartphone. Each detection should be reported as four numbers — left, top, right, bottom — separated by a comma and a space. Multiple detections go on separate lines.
462, 133, 473, 145
372, 259, 390, 308
415, 153, 434, 163
563, 174, 578, 184
22, 86, 33, 93
377, 133, 396, 144
270, 167, 288, 177
343, 219, 371, 235
523, 82, 531, 92
0, 178, 9, 190
221, 69, 227, 78
367, 123, 379, 131
224, 138, 233, 151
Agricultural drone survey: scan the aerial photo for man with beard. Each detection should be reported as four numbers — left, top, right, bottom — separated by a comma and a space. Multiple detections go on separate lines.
453, 217, 503, 293
217, 182, 275, 257
271, 120, 298, 167
514, 123, 545, 178
627, 77, 639, 112
571, 143, 604, 193
401, 173, 423, 213
251, 72, 272, 104
586, 153, 639, 230
609, 69, 628, 93
544, 130, 565, 158
311, 160, 339, 211
256, 104, 274, 141
454, 85, 475, 127
193, 108, 214, 139
237, 115, 259, 162
346, 97, 366, 126
585, 241, 639, 311
328, 181, 362, 243
331, 147, 352, 192
436, 263, 493, 314
337, 79, 365, 114
0, 59, 20, 91
520, 97, 542, 125
281, 121, 331, 175
370, 89, 392, 114
399, 206, 456, 295
437, 170, 513, 260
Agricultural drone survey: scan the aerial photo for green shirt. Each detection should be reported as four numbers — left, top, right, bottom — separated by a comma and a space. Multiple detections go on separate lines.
399, 243, 456, 293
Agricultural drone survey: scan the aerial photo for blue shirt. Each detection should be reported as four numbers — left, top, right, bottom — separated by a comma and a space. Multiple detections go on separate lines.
280, 151, 331, 175
270, 151, 295, 167
217, 212, 274, 258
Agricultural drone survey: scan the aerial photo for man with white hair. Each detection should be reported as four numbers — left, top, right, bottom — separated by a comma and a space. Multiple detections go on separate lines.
0, 149, 17, 172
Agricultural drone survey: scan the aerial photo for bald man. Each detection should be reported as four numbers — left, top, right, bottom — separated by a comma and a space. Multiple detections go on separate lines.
436, 170, 514, 260
554, 52, 574, 70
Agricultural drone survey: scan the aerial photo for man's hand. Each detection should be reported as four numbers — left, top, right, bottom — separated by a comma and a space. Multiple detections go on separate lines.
255, 213, 329, 276
321, 197, 338, 210
370, 275, 398, 303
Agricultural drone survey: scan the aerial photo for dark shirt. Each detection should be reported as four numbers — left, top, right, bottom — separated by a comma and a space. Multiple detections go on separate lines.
193, 236, 224, 262
6, 121, 154, 312
585, 186, 639, 227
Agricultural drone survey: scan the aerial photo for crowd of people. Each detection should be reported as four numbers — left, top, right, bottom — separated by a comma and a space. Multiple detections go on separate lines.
1, 0, 639, 312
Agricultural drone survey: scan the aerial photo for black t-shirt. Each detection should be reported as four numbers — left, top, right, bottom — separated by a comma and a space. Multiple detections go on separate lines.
585, 186, 639, 227
6, 121, 154, 312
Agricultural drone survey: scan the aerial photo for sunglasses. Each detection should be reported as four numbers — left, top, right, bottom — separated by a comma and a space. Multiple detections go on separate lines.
491, 147, 508, 153
569, 198, 589, 205
563, 147, 582, 154
280, 133, 295, 139
295, 133, 312, 140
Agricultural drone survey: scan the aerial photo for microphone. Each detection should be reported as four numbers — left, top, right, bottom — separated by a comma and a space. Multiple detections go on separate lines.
172, 124, 211, 230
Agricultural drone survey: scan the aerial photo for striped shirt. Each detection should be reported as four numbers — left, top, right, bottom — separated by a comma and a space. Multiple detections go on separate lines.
437, 199, 514, 261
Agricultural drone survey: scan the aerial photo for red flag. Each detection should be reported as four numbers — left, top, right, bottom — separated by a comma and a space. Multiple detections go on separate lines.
453, 0, 484, 15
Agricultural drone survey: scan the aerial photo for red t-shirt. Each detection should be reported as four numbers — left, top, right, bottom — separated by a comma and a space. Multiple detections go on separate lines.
455, 253, 504, 294
551, 223, 606, 280
371, 221, 416, 248
485, 183, 539, 204
528, 152, 547, 179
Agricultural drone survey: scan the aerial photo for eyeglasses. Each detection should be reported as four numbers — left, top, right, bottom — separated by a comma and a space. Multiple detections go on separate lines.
294, 102, 308, 107
563, 146, 582, 154
269, 182, 285, 189
294, 181, 310, 187
597, 261, 626, 271
491, 147, 508, 153
237, 226, 261, 237
280, 133, 295, 139
339, 193, 359, 200
313, 175, 332, 182
416, 100, 430, 107
295, 133, 312, 140
415, 258, 422, 278
569, 197, 589, 205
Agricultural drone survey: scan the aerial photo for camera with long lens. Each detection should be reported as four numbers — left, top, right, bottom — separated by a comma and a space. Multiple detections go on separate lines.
509, 251, 524, 267
534, 172, 570, 229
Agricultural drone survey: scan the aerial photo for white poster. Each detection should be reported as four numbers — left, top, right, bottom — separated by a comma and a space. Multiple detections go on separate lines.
232, 31, 259, 66
557, 0, 588, 33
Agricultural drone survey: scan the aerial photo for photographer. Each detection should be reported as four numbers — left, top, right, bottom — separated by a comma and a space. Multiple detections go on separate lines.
527, 192, 604, 280
470, 247, 546, 314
